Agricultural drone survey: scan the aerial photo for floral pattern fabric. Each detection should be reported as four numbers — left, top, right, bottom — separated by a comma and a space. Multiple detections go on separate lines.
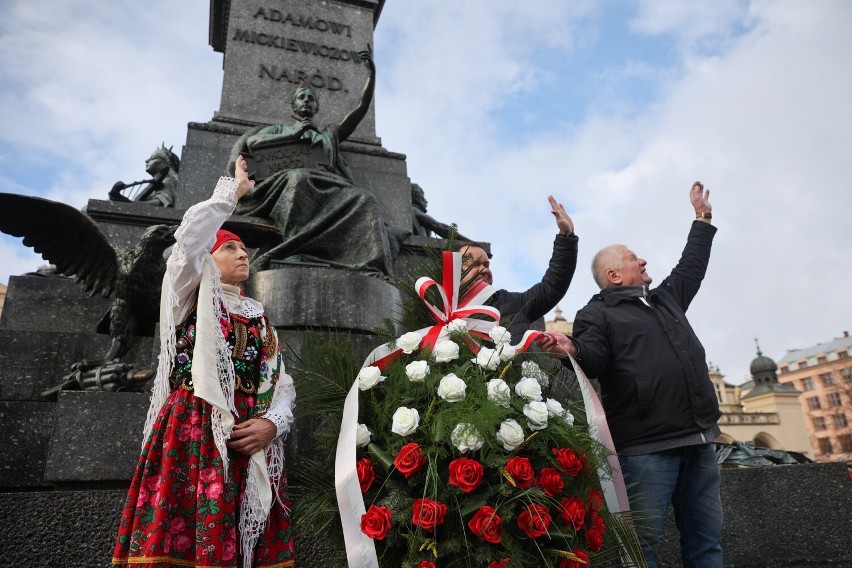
112, 312, 294, 567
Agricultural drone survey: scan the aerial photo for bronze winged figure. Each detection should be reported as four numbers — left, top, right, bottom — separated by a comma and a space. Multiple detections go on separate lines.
0, 192, 177, 391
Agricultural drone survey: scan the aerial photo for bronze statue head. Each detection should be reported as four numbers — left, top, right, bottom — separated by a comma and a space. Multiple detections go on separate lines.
146, 144, 180, 175
291, 82, 320, 118
411, 184, 428, 210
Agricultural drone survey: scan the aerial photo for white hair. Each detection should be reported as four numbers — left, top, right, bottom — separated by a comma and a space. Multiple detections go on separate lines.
591, 244, 628, 289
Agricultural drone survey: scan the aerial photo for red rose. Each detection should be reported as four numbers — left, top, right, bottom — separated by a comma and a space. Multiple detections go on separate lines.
468, 505, 503, 544
204, 481, 223, 499
168, 516, 186, 535
552, 447, 583, 477
537, 466, 564, 497
579, 451, 592, 474
488, 559, 511, 568
559, 548, 590, 568
222, 539, 237, 562
412, 498, 448, 532
357, 457, 375, 493
172, 534, 192, 553
559, 496, 586, 531
516, 503, 552, 539
586, 487, 603, 512
360, 504, 393, 540
584, 512, 605, 552
504, 456, 535, 488
415, 562, 436, 568
394, 442, 427, 479
448, 457, 484, 493
199, 467, 217, 484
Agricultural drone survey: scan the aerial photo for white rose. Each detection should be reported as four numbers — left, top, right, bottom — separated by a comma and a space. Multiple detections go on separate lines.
451, 423, 484, 453
486, 379, 511, 408
357, 366, 385, 391
514, 377, 543, 401
391, 406, 420, 436
562, 409, 576, 426
524, 401, 549, 431
496, 342, 516, 362
437, 373, 467, 402
495, 419, 525, 451
356, 423, 372, 447
545, 398, 564, 417
472, 347, 500, 370
522, 360, 549, 388
446, 319, 468, 334
405, 360, 430, 382
488, 325, 511, 344
433, 340, 460, 363
395, 331, 422, 354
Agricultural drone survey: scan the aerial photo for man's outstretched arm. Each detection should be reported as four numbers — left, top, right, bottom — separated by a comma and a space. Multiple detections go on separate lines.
659, 181, 717, 311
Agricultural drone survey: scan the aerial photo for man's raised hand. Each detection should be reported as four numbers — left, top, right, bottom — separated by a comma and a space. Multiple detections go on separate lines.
548, 195, 574, 235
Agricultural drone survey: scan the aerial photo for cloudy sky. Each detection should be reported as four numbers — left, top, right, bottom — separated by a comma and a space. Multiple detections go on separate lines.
1, 0, 850, 384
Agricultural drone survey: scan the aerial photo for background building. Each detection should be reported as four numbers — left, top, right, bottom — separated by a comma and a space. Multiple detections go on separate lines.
776, 331, 852, 464
714, 346, 811, 455
545, 306, 572, 336
0, 283, 6, 318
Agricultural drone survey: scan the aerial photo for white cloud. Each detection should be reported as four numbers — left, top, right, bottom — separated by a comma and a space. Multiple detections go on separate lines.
375, 0, 852, 383
0, 0, 850, 385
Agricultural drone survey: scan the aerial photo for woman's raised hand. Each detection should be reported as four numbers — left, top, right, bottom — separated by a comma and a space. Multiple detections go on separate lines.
234, 154, 255, 199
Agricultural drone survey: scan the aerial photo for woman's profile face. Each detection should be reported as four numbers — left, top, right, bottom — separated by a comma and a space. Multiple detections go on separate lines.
213, 239, 250, 285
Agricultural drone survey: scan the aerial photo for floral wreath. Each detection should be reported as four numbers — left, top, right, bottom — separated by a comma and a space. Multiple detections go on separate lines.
293, 251, 639, 567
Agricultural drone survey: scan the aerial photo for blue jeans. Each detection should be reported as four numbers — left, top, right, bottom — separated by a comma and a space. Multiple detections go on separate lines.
620, 443, 723, 568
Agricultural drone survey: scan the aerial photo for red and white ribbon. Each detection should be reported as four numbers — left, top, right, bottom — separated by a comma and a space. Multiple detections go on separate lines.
567, 355, 631, 516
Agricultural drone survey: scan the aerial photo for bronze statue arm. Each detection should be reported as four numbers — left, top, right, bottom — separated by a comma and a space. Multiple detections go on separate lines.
337, 45, 376, 141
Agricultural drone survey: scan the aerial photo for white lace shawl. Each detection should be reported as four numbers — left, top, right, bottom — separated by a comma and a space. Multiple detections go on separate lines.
142, 177, 296, 568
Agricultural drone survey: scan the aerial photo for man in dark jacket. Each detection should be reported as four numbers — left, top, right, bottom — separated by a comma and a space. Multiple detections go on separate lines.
460, 195, 577, 340
538, 182, 722, 568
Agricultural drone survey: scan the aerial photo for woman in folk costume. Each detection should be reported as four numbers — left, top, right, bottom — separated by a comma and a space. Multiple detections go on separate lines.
112, 155, 296, 568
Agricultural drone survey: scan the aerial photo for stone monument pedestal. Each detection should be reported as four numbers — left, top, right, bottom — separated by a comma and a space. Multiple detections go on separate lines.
249, 265, 401, 330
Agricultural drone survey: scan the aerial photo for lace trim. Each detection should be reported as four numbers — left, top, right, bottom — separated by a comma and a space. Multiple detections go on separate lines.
239, 297, 265, 319
263, 368, 296, 437
213, 176, 239, 207
208, 260, 238, 481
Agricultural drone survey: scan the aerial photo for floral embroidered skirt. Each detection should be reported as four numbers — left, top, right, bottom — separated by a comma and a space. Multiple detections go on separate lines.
112, 388, 295, 567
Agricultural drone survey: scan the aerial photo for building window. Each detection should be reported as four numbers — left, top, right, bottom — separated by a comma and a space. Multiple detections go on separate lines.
818, 438, 833, 455
838, 350, 848, 359
798, 360, 808, 369
813, 416, 827, 430
779, 365, 789, 374
832, 413, 848, 428
821, 372, 835, 387
817, 356, 827, 365
842, 367, 852, 383
827, 392, 843, 407
839, 435, 852, 453
806, 396, 821, 410
801, 377, 814, 391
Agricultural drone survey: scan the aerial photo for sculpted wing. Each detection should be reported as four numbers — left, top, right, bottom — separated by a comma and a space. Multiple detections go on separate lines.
0, 193, 119, 297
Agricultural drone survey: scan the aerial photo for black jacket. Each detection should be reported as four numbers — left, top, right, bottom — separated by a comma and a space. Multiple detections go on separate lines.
571, 221, 720, 451
492, 233, 578, 339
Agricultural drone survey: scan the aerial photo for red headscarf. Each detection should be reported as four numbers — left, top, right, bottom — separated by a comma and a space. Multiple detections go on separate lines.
211, 229, 243, 253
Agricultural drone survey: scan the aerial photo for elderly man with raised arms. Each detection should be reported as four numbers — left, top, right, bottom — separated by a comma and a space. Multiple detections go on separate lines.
538, 181, 722, 568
